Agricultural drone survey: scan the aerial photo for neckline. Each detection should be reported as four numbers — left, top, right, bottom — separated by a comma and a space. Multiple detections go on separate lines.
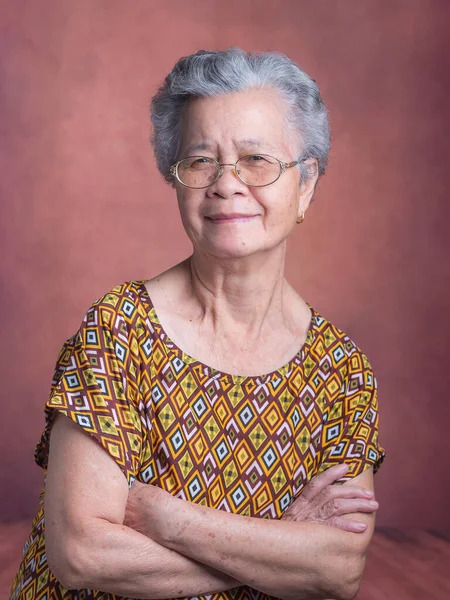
134, 279, 318, 384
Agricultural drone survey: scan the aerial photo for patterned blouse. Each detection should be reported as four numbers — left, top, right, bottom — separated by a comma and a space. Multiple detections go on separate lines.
10, 279, 386, 600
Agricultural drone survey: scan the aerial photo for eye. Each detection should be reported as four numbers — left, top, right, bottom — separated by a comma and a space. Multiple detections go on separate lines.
239, 154, 274, 167
182, 156, 216, 170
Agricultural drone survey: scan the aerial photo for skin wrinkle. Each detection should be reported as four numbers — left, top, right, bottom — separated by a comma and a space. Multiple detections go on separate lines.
35, 75, 378, 600
188, 253, 286, 336
117, 88, 354, 598
184, 136, 281, 157
171, 99, 312, 366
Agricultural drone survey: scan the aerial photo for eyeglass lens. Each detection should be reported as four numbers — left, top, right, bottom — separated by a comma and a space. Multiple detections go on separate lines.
177, 155, 281, 188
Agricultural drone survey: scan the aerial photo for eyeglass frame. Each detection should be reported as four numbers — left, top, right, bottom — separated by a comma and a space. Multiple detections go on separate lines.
169, 154, 308, 189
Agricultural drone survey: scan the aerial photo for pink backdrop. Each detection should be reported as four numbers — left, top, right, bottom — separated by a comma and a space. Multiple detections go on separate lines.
1, 0, 449, 530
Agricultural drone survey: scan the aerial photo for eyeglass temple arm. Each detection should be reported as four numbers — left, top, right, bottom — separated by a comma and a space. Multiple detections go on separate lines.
283, 158, 308, 170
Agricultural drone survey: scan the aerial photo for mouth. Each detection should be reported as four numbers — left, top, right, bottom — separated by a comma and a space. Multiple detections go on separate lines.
205, 213, 259, 223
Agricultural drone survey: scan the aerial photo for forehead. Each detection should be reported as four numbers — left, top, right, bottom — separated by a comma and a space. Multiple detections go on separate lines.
179, 88, 294, 156
185, 137, 280, 155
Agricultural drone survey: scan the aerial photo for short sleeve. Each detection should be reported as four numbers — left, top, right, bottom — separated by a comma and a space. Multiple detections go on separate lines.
34, 297, 147, 489
315, 351, 387, 484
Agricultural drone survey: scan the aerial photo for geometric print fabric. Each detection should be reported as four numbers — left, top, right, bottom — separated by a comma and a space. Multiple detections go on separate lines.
10, 279, 386, 600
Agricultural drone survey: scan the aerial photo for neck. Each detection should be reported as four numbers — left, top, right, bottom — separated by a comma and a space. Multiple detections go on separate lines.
185, 244, 292, 338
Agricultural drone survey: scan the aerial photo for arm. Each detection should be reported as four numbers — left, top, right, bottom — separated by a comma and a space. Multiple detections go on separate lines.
330, 466, 378, 593
45, 412, 242, 598
126, 479, 365, 600
46, 412, 361, 600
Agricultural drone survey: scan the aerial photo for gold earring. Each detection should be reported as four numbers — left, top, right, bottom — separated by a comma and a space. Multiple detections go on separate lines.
296, 211, 305, 224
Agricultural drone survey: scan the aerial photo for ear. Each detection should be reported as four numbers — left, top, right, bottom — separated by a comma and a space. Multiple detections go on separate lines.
297, 158, 319, 218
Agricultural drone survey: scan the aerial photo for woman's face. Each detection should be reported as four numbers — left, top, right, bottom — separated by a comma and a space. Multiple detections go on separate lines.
174, 87, 318, 259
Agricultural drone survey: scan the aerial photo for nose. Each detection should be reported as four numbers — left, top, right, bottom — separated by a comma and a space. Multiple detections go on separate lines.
217, 163, 239, 179
208, 163, 246, 196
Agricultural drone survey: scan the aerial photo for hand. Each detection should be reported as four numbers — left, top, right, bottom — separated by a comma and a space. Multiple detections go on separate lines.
123, 480, 174, 540
280, 464, 379, 533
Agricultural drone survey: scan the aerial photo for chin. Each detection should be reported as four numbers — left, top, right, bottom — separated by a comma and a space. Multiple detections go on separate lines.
198, 239, 266, 260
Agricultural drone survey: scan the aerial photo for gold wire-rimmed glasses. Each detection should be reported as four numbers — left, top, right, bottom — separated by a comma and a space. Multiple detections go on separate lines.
169, 154, 307, 189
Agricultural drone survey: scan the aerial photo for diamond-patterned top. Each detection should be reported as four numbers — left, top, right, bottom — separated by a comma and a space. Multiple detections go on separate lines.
10, 279, 386, 600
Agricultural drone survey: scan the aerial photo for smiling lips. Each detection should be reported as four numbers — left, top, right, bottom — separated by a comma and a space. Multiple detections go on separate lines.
206, 213, 259, 223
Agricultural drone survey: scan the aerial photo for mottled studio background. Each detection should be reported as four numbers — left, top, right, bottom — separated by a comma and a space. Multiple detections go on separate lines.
1, 0, 449, 530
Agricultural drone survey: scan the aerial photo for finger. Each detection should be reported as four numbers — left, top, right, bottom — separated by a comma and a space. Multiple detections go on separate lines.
301, 464, 350, 502
328, 516, 368, 533
287, 482, 375, 522
326, 484, 375, 500
280, 512, 294, 521
324, 497, 379, 517
286, 486, 377, 522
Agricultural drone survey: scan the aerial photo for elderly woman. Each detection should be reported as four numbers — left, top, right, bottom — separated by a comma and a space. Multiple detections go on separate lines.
10, 47, 386, 600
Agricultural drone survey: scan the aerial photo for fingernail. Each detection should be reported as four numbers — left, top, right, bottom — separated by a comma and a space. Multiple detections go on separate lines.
356, 522, 367, 531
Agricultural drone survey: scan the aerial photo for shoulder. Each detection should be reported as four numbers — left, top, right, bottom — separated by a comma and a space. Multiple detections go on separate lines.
88, 262, 188, 321
88, 279, 146, 312
80, 279, 150, 329
310, 306, 376, 382
64, 280, 154, 367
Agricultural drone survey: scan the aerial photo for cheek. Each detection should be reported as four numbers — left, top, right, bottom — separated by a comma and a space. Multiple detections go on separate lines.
176, 193, 207, 237
177, 190, 197, 219
256, 188, 298, 225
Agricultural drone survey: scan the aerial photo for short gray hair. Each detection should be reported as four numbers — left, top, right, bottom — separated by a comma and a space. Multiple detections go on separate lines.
150, 47, 331, 187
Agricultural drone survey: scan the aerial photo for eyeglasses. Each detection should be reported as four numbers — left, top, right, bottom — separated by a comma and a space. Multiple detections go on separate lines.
169, 154, 306, 189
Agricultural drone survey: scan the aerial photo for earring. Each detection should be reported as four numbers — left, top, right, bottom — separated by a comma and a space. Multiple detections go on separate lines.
296, 211, 305, 224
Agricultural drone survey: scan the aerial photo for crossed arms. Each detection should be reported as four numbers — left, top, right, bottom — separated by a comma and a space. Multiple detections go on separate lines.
44, 413, 376, 600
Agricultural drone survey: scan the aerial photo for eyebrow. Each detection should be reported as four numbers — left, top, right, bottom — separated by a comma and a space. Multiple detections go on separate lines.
184, 138, 279, 155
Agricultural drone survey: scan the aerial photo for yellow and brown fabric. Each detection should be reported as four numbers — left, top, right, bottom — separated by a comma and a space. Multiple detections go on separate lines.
10, 279, 386, 600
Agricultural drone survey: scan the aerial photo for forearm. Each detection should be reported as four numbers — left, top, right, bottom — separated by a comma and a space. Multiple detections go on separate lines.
155, 498, 362, 600
61, 518, 241, 598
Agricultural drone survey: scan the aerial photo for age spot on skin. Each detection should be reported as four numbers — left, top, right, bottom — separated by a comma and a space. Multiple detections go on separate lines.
177, 519, 191, 535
